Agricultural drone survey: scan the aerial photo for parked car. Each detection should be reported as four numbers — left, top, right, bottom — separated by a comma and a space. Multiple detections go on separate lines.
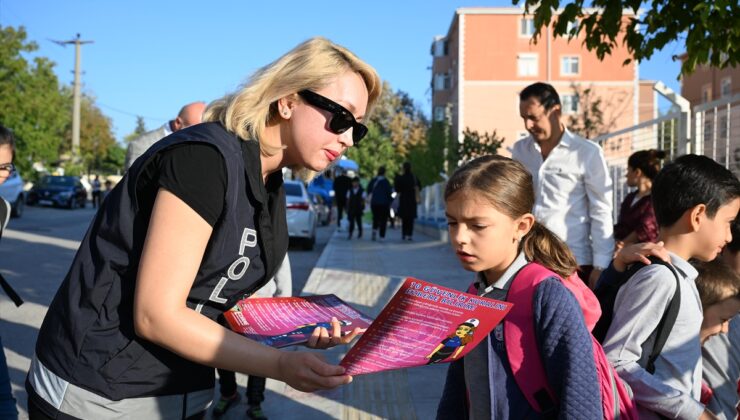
0, 170, 26, 217
27, 175, 87, 209
285, 180, 317, 250
310, 192, 331, 226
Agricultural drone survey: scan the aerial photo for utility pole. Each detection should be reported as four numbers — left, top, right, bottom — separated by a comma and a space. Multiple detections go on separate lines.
53, 34, 93, 160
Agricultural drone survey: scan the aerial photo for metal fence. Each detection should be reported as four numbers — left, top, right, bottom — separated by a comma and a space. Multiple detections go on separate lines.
418, 92, 740, 227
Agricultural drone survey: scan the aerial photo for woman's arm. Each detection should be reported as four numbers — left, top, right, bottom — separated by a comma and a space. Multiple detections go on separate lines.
133, 188, 351, 392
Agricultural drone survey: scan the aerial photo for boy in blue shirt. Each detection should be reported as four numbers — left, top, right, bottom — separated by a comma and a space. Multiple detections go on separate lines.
604, 154, 740, 419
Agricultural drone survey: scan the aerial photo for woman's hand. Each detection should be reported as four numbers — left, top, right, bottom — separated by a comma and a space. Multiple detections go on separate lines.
305, 317, 365, 349
276, 351, 352, 392
613, 241, 669, 272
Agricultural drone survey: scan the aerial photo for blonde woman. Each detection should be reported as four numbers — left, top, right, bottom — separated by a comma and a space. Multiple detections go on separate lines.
28, 37, 381, 419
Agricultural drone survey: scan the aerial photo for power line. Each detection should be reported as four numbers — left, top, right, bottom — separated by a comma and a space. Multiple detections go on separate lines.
96, 102, 167, 122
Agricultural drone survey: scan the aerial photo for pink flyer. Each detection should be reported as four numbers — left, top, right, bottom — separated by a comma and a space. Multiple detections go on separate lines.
224, 294, 373, 348
340, 277, 512, 375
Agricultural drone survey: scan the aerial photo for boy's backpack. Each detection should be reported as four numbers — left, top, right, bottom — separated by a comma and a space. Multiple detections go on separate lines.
468, 263, 638, 419
592, 256, 681, 374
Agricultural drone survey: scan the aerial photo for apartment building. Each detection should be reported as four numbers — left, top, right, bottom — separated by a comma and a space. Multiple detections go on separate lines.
431, 7, 654, 156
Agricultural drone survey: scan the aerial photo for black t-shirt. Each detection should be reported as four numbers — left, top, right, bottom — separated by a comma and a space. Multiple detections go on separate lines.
137, 142, 226, 226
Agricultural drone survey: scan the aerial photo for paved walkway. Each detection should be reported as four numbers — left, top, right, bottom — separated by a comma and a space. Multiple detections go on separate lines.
219, 224, 471, 420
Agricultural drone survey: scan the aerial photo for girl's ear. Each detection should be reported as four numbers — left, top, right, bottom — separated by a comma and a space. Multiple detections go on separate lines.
516, 213, 536, 240
277, 94, 298, 119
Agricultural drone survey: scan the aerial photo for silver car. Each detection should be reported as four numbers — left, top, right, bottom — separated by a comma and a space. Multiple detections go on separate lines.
284, 180, 317, 250
0, 170, 25, 217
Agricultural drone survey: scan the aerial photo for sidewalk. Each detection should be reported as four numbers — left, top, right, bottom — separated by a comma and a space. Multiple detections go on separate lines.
219, 224, 471, 420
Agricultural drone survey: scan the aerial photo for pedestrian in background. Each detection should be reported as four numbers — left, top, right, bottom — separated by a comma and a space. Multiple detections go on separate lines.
333, 168, 351, 230
394, 161, 420, 241
367, 166, 393, 241
512, 82, 614, 288
27, 37, 380, 419
613, 149, 665, 250
124, 101, 206, 170
347, 176, 365, 239
91, 175, 102, 208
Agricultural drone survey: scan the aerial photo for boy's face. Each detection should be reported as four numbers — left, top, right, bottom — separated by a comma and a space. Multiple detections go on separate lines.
695, 198, 740, 261
701, 297, 740, 344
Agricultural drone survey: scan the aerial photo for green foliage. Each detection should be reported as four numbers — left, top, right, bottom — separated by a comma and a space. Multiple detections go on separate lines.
514, 0, 740, 75
99, 142, 126, 175
454, 128, 504, 168
408, 121, 447, 186
345, 123, 400, 179
346, 82, 430, 181
61, 160, 84, 176
124, 116, 147, 143
0, 25, 69, 175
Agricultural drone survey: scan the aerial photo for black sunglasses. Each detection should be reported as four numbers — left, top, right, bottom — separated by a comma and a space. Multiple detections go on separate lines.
298, 90, 368, 144
0, 163, 15, 174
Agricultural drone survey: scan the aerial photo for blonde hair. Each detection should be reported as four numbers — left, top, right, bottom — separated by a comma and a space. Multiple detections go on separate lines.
444, 155, 578, 278
204, 37, 381, 178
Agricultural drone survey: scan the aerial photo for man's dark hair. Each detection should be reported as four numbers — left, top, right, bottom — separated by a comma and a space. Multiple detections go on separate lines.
377, 166, 386, 176
652, 154, 740, 227
0, 124, 16, 158
403, 161, 412, 173
519, 82, 561, 111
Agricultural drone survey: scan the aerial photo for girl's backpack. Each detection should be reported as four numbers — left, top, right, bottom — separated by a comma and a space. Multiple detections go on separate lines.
469, 262, 638, 419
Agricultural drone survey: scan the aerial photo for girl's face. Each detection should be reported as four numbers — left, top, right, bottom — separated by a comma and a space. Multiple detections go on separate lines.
446, 191, 532, 280
283, 71, 368, 172
0, 145, 13, 185
700, 297, 740, 344
625, 166, 640, 187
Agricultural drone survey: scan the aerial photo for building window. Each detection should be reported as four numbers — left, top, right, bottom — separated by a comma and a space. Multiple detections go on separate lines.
432, 39, 448, 57
520, 18, 535, 37
517, 54, 538, 77
561, 56, 580, 76
702, 84, 712, 103
561, 94, 579, 114
721, 77, 732, 98
433, 73, 450, 91
433, 106, 446, 122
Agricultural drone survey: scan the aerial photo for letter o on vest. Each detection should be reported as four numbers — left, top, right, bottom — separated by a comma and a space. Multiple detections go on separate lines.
227, 256, 251, 280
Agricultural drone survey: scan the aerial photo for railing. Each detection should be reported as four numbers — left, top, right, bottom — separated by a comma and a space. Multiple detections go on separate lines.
417, 93, 740, 230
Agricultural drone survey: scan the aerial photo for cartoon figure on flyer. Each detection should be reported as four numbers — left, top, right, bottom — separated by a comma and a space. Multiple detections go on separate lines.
264, 320, 353, 347
425, 318, 479, 365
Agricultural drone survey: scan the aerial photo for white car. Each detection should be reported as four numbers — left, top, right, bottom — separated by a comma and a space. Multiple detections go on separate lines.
284, 180, 317, 250
0, 170, 26, 217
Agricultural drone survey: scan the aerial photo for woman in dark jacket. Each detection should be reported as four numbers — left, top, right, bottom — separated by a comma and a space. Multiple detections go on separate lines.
614, 149, 665, 250
395, 161, 421, 241
27, 38, 381, 420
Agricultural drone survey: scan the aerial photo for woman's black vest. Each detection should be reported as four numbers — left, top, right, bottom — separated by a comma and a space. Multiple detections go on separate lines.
34, 122, 287, 400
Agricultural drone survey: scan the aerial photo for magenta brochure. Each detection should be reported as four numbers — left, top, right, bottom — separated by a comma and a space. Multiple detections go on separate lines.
224, 294, 373, 348
339, 277, 512, 375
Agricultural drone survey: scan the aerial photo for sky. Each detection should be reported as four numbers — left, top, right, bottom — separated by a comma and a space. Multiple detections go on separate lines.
0, 0, 687, 142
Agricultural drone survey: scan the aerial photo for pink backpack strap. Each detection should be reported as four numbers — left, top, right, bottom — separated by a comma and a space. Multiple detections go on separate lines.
504, 262, 559, 413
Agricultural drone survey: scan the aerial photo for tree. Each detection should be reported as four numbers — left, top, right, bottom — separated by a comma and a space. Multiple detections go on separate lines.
124, 116, 148, 143
59, 91, 117, 173
566, 84, 618, 140
345, 123, 400, 179
0, 25, 68, 176
408, 121, 447, 187
452, 128, 504, 170
347, 82, 429, 180
515, 0, 739, 75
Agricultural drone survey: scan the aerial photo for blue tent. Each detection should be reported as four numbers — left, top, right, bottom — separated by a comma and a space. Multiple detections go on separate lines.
336, 158, 359, 171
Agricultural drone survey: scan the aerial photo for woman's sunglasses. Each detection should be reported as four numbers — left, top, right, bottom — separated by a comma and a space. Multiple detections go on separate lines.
298, 90, 368, 144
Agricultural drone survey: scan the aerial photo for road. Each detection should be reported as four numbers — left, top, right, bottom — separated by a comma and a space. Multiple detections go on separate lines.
0, 204, 334, 418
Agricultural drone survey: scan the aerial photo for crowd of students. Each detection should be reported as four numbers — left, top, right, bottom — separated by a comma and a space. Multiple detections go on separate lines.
435, 152, 740, 419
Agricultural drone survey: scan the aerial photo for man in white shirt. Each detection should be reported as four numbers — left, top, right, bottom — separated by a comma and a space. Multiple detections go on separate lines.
124, 101, 206, 170
511, 82, 614, 288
